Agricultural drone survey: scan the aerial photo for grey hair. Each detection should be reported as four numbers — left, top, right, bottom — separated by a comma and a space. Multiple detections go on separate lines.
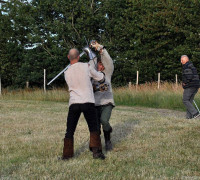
181, 55, 189, 60
68, 48, 80, 61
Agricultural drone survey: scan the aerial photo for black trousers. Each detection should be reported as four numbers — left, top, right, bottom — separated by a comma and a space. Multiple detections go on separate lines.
183, 87, 199, 118
65, 103, 99, 138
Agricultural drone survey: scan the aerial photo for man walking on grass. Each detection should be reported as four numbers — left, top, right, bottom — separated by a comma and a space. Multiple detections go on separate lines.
89, 41, 115, 151
181, 55, 200, 119
62, 48, 105, 160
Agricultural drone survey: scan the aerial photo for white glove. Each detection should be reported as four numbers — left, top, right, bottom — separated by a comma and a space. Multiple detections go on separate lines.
90, 40, 103, 51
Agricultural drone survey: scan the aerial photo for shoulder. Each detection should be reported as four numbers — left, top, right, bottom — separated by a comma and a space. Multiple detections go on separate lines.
64, 65, 71, 74
187, 61, 194, 68
78, 62, 88, 66
70, 62, 87, 68
77, 62, 90, 71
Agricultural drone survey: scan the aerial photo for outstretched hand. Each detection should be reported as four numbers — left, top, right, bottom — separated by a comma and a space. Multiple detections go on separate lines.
90, 40, 103, 52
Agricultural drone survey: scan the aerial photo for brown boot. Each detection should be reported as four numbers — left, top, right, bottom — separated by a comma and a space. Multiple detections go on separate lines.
89, 132, 105, 160
62, 138, 74, 160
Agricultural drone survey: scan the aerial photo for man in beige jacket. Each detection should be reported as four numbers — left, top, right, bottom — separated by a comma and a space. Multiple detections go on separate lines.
89, 41, 115, 151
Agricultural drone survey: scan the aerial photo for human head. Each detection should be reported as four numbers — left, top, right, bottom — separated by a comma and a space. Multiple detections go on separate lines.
68, 48, 80, 63
181, 55, 189, 65
97, 61, 105, 71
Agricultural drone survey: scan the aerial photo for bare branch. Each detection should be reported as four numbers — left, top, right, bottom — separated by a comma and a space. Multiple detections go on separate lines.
42, 44, 55, 58
94, 7, 101, 14
71, 9, 81, 39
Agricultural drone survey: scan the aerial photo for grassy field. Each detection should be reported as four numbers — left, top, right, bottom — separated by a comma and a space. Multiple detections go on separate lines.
1, 99, 200, 179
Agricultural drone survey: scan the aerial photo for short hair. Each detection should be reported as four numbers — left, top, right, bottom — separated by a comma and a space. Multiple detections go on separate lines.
68, 48, 79, 61
181, 55, 189, 60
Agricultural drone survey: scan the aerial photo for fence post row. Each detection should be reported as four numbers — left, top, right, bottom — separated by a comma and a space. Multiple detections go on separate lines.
1, 70, 180, 93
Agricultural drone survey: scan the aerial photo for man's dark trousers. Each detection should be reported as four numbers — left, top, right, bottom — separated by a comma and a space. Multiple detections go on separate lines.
65, 103, 99, 138
183, 87, 199, 118
96, 104, 113, 132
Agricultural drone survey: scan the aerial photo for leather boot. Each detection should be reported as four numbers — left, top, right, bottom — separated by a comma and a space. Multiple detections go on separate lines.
62, 138, 74, 160
89, 132, 105, 160
103, 128, 112, 151
92, 147, 105, 160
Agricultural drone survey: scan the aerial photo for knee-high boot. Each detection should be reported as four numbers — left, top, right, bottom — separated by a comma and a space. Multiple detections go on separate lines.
62, 138, 74, 160
103, 128, 112, 151
89, 132, 105, 160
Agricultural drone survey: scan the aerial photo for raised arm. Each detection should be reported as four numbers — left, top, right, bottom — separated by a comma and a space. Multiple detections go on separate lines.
100, 49, 114, 76
90, 41, 114, 76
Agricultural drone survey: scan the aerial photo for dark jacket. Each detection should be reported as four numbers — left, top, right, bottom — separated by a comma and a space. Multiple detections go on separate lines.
182, 61, 200, 89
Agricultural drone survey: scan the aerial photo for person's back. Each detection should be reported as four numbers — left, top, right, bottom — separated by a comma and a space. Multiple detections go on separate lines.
62, 48, 106, 160
65, 62, 95, 106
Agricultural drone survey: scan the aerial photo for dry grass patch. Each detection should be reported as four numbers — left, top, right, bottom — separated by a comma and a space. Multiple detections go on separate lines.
1, 100, 200, 179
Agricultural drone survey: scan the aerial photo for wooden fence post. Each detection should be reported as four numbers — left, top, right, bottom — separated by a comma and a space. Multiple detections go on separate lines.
158, 73, 160, 89
26, 81, 29, 89
136, 71, 139, 90
128, 82, 132, 89
0, 77, 2, 95
44, 69, 46, 92
175, 74, 178, 89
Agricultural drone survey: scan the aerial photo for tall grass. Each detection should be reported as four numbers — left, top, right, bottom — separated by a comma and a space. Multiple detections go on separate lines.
1, 82, 200, 111
114, 82, 186, 111
0, 88, 69, 102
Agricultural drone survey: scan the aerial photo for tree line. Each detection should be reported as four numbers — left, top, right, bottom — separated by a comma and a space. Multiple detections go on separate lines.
0, 0, 200, 88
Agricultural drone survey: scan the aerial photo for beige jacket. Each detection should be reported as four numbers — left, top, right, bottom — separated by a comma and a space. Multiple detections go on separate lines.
89, 49, 115, 106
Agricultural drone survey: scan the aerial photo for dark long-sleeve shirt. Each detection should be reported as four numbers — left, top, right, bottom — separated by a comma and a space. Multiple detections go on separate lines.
182, 61, 200, 89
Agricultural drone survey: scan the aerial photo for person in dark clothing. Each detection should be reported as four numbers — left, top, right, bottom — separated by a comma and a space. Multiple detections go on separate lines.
181, 55, 200, 119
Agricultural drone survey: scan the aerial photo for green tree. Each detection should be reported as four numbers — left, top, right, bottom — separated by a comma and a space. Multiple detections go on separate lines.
17, 0, 106, 87
1, 0, 200, 88
0, 0, 32, 87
